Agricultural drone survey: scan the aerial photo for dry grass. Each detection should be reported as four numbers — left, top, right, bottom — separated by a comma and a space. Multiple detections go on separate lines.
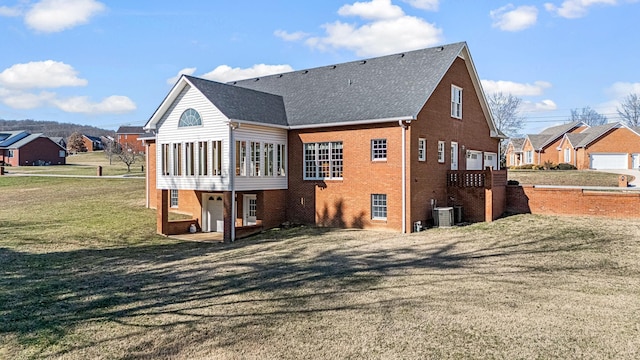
4, 151, 145, 177
1, 177, 640, 359
508, 169, 622, 186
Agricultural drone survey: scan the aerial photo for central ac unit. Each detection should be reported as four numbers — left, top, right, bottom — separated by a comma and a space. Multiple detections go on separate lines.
433, 207, 454, 227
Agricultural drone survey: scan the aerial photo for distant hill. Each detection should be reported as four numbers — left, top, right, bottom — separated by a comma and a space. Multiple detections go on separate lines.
0, 119, 116, 139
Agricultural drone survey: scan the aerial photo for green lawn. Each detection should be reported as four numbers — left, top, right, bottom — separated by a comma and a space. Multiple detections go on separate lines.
4, 151, 145, 177
508, 169, 622, 186
1, 177, 640, 359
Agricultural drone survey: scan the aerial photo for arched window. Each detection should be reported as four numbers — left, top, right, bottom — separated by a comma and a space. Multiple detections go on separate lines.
178, 108, 202, 127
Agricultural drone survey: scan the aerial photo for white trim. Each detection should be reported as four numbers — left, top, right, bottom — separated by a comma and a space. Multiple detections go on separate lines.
288, 116, 415, 130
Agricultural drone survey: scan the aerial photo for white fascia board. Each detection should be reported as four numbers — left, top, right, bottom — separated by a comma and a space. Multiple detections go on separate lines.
144, 76, 191, 130
288, 116, 414, 130
228, 119, 289, 130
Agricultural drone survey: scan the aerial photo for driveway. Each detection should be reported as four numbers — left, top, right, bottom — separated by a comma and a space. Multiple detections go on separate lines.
595, 169, 640, 186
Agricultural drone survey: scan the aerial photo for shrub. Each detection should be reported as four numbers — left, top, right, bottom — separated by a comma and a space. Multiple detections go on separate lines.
513, 164, 535, 170
557, 163, 577, 170
543, 160, 557, 170
507, 179, 520, 185
533, 165, 545, 170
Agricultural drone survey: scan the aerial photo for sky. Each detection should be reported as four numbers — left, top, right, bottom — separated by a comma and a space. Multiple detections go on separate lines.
1, 0, 639, 135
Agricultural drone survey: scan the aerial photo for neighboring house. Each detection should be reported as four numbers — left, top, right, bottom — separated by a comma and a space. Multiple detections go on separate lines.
558, 122, 640, 169
82, 135, 103, 152
116, 126, 146, 153
143, 42, 503, 241
49, 137, 67, 149
506, 121, 588, 167
0, 131, 67, 166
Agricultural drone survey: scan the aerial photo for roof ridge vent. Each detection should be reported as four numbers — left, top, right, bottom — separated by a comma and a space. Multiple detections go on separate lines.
302, 70, 309, 74
436, 46, 444, 51
360, 60, 366, 64
399, 53, 405, 57
330, 65, 337, 69
278, 74, 283, 78
254, 78, 260, 81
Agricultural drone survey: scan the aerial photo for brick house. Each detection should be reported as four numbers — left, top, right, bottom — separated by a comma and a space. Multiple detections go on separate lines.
116, 126, 146, 153
558, 122, 640, 169
507, 121, 640, 169
82, 134, 103, 152
143, 42, 504, 241
0, 131, 67, 166
506, 121, 588, 167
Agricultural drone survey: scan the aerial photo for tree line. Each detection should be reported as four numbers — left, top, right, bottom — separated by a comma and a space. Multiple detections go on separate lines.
0, 119, 115, 138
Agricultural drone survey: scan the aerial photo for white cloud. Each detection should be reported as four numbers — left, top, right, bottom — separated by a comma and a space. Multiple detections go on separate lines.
521, 99, 558, 112
0, 60, 88, 89
279, 0, 442, 57
606, 81, 640, 98
338, 0, 405, 20
306, 17, 442, 57
0, 91, 56, 109
52, 95, 136, 114
0, 5, 23, 17
482, 80, 552, 96
274, 29, 309, 41
201, 64, 295, 83
166, 67, 197, 85
25, 0, 106, 33
544, 0, 617, 19
402, 0, 439, 11
597, 81, 640, 117
490, 4, 538, 31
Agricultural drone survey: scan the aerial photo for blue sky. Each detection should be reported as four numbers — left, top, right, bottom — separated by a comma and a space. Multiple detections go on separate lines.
0, 0, 639, 134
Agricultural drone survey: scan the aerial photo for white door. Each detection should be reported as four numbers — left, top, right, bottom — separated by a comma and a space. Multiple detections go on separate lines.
589, 153, 628, 169
243, 194, 257, 226
466, 150, 483, 170
484, 152, 498, 170
450, 142, 458, 170
633, 154, 640, 169
205, 195, 224, 233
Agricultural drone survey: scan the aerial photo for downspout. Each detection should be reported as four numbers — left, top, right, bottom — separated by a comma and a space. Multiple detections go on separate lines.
399, 119, 411, 233
145, 141, 150, 208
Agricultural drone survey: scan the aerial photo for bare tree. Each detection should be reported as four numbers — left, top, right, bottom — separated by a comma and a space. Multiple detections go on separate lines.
617, 93, 640, 127
116, 142, 144, 172
102, 138, 119, 165
66, 132, 86, 154
487, 92, 525, 137
570, 106, 607, 126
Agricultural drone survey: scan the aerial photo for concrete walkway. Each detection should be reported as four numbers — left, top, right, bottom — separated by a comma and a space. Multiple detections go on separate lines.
594, 169, 640, 187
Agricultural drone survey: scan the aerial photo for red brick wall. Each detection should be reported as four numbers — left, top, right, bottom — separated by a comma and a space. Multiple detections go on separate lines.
410, 57, 500, 226
117, 134, 145, 153
579, 127, 640, 169
506, 185, 640, 218
287, 123, 404, 232
11, 137, 66, 166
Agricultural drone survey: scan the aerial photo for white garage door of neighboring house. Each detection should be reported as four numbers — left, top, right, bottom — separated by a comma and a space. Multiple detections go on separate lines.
589, 153, 628, 169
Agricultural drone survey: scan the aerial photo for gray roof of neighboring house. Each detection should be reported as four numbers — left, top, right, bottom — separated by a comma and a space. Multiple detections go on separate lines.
527, 135, 553, 150
116, 126, 145, 134
83, 134, 102, 142
185, 76, 288, 127
230, 42, 467, 127
564, 132, 589, 147
526, 121, 587, 150
569, 122, 625, 148
509, 138, 525, 151
539, 121, 584, 135
0, 131, 29, 147
7, 133, 43, 149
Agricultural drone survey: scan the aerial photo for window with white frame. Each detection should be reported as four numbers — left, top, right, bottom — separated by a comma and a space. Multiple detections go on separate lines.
437, 141, 445, 163
371, 139, 387, 161
235, 141, 247, 176
451, 85, 462, 119
161, 144, 169, 175
7, 150, 13, 158
304, 141, 343, 180
212, 140, 222, 175
185, 142, 195, 176
418, 138, 426, 161
170, 189, 178, 208
371, 194, 387, 220
198, 141, 208, 176
525, 150, 533, 164
277, 144, 286, 176
509, 153, 515, 166
250, 141, 261, 176
264, 143, 274, 176
172, 143, 182, 176
564, 148, 571, 163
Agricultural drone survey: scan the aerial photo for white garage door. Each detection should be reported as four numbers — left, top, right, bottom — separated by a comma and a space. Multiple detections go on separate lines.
589, 153, 628, 169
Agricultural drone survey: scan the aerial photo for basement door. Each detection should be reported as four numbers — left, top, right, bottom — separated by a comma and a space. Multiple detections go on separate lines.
204, 194, 224, 233
243, 194, 257, 226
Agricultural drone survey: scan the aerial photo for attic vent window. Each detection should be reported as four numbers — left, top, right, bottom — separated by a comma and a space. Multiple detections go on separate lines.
178, 108, 202, 127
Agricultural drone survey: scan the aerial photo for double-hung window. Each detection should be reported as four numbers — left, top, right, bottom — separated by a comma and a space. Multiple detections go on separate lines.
525, 150, 533, 164
172, 143, 182, 176
170, 189, 179, 208
564, 148, 571, 163
418, 138, 426, 161
198, 141, 208, 176
371, 194, 387, 220
437, 141, 445, 163
451, 85, 462, 119
371, 139, 387, 161
304, 141, 343, 180
250, 141, 261, 176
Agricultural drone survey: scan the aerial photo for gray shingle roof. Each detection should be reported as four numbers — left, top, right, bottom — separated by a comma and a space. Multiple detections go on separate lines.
7, 133, 43, 149
116, 126, 145, 134
571, 122, 623, 148
0, 131, 29, 147
230, 42, 467, 127
539, 121, 584, 135
509, 138, 525, 151
564, 133, 588, 147
185, 76, 287, 127
526, 121, 587, 150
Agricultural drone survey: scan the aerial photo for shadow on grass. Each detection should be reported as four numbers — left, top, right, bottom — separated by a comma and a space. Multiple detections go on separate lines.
0, 224, 613, 358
